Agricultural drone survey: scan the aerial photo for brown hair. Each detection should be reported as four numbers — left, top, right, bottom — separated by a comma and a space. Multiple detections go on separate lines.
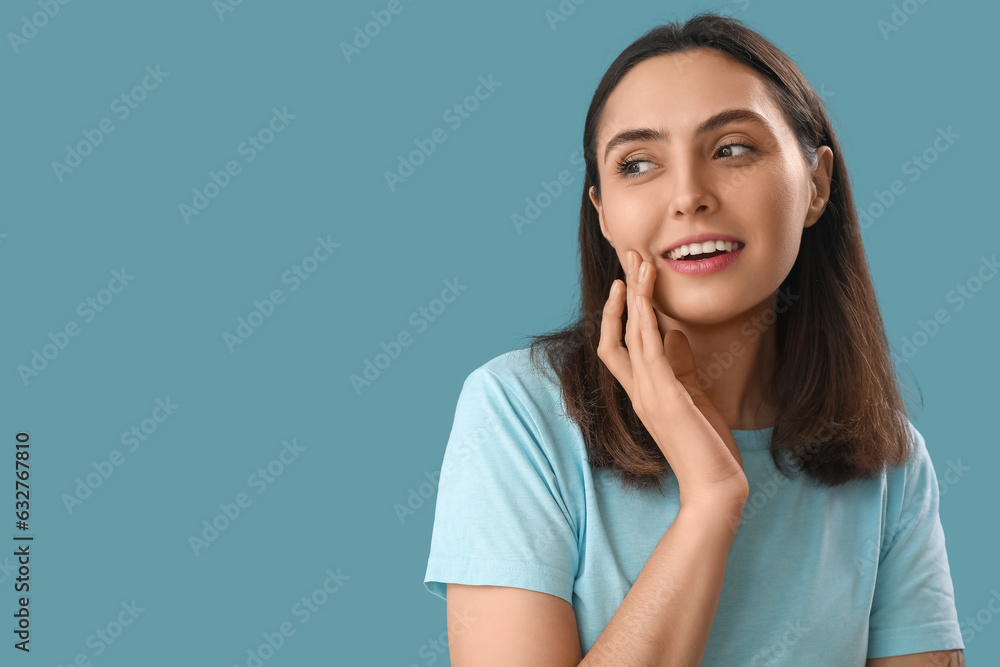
523, 12, 921, 496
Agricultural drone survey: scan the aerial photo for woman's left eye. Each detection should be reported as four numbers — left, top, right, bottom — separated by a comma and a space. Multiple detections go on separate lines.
716, 142, 754, 159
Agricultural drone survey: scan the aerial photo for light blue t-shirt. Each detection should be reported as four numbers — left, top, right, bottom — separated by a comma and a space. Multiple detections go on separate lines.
423, 348, 965, 663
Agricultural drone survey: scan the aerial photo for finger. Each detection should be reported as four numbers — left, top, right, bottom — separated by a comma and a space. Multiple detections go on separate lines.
623, 251, 644, 360
602, 280, 625, 343
597, 279, 634, 394
636, 282, 685, 402
636, 260, 666, 357
633, 260, 691, 409
626, 252, 661, 416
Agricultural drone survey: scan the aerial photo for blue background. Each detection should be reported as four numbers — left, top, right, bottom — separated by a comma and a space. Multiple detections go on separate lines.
1, 0, 996, 664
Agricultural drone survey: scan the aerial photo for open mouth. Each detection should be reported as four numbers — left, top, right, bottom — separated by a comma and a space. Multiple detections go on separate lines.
664, 240, 745, 261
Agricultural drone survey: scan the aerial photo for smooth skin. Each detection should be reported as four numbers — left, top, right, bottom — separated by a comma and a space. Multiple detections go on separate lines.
589, 47, 832, 433
446, 48, 963, 665
445, 585, 583, 666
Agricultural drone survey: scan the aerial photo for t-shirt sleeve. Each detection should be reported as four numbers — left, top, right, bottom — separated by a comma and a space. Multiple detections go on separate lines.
423, 367, 579, 605
866, 424, 965, 658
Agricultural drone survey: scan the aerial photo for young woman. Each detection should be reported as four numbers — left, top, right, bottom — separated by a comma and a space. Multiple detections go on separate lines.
423, 13, 965, 666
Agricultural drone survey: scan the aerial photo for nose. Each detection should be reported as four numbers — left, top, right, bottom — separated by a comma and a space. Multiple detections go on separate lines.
667, 156, 718, 217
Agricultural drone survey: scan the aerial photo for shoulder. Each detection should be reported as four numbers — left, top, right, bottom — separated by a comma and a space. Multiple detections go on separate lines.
453, 347, 583, 460
462, 346, 565, 415
879, 418, 942, 551
887, 419, 935, 485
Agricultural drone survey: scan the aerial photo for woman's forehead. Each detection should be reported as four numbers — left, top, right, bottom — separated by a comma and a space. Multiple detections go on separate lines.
599, 51, 780, 141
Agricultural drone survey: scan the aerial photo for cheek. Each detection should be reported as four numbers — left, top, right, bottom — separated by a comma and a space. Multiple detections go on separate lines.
734, 173, 803, 259
761, 199, 800, 254
607, 194, 662, 238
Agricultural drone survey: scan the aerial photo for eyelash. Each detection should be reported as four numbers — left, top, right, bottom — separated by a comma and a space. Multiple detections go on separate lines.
614, 141, 756, 179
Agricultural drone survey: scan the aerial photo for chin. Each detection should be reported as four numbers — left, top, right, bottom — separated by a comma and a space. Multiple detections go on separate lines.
657, 294, 731, 320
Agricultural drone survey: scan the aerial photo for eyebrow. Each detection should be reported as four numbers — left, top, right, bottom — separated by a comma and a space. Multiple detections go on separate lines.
602, 108, 776, 164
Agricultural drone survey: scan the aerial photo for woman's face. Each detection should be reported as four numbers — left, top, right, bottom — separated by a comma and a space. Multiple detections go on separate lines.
590, 48, 832, 327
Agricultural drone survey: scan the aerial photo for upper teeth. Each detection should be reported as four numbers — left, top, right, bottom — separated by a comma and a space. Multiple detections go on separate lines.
666, 240, 741, 260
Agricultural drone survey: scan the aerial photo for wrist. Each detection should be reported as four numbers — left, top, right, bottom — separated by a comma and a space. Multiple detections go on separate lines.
677, 495, 747, 538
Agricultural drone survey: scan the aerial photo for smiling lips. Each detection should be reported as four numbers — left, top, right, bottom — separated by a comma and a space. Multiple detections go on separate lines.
664, 239, 744, 261
661, 232, 744, 258
660, 238, 745, 275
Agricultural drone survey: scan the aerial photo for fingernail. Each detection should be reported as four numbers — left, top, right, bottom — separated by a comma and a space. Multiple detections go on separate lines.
639, 261, 649, 280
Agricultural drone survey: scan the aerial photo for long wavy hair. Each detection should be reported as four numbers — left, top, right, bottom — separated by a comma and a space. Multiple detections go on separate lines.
524, 12, 921, 496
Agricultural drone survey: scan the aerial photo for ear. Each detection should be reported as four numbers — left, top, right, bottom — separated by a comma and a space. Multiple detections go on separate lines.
589, 185, 614, 248
804, 146, 834, 229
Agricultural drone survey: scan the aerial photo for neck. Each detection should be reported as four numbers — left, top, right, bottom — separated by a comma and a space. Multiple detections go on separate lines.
655, 290, 783, 431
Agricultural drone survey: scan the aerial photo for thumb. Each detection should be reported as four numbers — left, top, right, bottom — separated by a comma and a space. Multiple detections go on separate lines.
663, 329, 742, 468
662, 329, 702, 399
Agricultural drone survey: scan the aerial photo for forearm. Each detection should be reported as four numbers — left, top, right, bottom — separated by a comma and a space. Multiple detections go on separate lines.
580, 500, 744, 666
